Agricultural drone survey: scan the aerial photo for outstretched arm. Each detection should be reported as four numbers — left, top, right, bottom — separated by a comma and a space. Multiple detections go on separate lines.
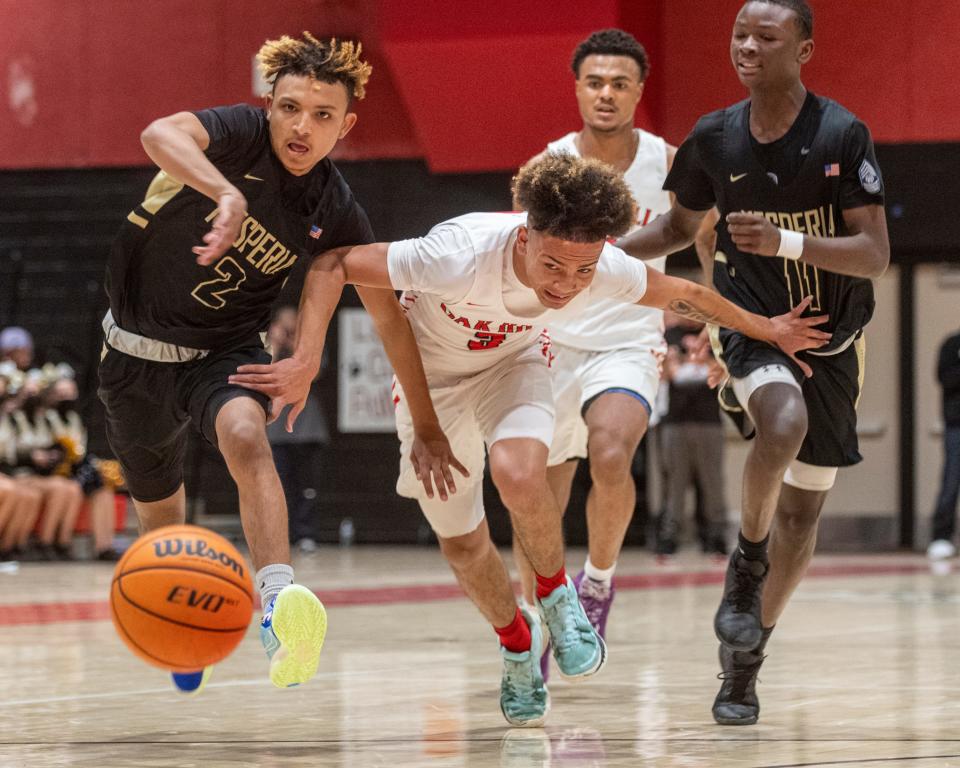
640, 269, 832, 378
617, 202, 711, 262
140, 112, 247, 265
230, 242, 468, 498
230, 242, 392, 428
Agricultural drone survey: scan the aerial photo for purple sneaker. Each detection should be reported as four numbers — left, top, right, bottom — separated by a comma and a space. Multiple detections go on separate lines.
573, 571, 615, 639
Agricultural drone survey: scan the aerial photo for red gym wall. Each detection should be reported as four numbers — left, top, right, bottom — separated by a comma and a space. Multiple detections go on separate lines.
1, 0, 958, 172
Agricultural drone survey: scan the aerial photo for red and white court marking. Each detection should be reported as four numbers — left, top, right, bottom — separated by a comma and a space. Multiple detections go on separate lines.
0, 561, 931, 627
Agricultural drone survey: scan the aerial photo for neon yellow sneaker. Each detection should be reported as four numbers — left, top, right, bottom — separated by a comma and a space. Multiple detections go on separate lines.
259, 584, 327, 688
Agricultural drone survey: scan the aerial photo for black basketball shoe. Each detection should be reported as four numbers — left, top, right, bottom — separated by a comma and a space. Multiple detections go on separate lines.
714, 550, 768, 651
712, 641, 766, 725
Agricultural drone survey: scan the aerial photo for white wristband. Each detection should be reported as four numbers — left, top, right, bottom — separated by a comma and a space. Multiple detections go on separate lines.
776, 229, 804, 261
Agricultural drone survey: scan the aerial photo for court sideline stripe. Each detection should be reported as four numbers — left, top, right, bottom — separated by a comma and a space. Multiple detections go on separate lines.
0, 561, 931, 627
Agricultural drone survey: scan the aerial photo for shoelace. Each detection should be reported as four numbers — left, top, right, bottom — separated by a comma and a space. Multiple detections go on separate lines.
545, 590, 591, 653
503, 655, 540, 699
730, 559, 767, 612
716, 655, 765, 698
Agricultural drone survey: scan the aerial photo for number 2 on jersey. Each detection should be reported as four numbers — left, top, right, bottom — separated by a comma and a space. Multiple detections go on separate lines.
191, 257, 247, 309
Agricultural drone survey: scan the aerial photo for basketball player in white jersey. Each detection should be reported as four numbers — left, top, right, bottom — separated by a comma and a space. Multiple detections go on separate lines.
231, 154, 829, 726
512, 30, 708, 659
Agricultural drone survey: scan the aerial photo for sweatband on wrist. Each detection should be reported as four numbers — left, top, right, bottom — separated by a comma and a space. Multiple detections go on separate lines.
776, 229, 804, 261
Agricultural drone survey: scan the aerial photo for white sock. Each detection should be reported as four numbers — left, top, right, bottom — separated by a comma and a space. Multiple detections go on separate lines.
584, 557, 616, 585
256, 563, 294, 609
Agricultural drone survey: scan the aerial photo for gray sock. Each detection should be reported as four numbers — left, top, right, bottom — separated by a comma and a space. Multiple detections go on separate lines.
256, 563, 294, 609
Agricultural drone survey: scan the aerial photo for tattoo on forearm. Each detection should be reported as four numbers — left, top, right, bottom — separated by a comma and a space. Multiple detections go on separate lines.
667, 299, 722, 325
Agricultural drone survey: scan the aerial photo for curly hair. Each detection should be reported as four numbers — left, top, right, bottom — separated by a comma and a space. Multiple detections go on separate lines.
512, 154, 636, 243
256, 32, 372, 100
571, 28, 650, 82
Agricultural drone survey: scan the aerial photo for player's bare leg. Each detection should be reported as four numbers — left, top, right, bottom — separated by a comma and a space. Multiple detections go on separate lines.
216, 396, 324, 689
583, 393, 648, 570
491, 439, 564, 577
440, 519, 518, 627
715, 383, 807, 651
215, 397, 289, 571
132, 486, 186, 534
440, 521, 548, 726
541, 391, 648, 644
514, 459, 577, 605
713, 382, 809, 725
762, 484, 827, 625
491, 438, 605, 680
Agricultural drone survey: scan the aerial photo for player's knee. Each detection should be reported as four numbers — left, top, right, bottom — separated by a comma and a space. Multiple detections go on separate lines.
754, 395, 808, 458
586, 437, 635, 487
218, 417, 270, 463
489, 456, 544, 511
775, 506, 820, 542
439, 527, 490, 568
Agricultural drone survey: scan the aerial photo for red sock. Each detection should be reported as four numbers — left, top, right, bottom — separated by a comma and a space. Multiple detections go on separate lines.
535, 566, 567, 599
494, 607, 531, 653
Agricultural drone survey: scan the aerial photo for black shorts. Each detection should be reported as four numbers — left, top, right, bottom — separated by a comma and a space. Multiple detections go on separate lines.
98, 339, 271, 502
717, 329, 865, 468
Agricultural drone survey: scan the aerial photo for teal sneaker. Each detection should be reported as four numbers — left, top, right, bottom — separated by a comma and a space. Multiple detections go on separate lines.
499, 606, 550, 727
171, 667, 213, 696
260, 584, 327, 689
536, 576, 606, 680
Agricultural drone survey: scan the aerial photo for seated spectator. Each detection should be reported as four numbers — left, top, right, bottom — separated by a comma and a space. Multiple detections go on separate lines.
0, 475, 44, 564
43, 374, 125, 561
1, 371, 44, 562
7, 369, 84, 560
0, 326, 35, 371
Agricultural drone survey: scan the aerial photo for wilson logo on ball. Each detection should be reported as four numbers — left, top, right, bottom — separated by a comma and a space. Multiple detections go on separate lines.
153, 538, 246, 578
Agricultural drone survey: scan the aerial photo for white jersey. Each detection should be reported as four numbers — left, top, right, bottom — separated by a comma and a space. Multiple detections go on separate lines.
387, 212, 648, 385
545, 130, 672, 351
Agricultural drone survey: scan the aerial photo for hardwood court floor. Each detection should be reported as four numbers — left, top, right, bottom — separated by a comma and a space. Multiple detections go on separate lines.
1, 547, 959, 767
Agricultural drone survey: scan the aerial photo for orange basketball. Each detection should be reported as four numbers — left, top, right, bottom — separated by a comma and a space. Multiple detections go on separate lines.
110, 524, 254, 673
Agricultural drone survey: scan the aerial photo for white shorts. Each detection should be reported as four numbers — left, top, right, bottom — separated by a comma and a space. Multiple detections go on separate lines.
729, 364, 838, 491
548, 342, 663, 467
394, 349, 555, 538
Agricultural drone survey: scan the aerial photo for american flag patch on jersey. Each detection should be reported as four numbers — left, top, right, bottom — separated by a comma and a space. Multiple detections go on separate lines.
309, 225, 323, 239
824, 163, 840, 177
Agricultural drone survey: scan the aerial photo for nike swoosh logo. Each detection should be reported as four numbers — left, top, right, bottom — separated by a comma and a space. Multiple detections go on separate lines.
244, 174, 264, 181
729, 173, 748, 183
800, 147, 811, 155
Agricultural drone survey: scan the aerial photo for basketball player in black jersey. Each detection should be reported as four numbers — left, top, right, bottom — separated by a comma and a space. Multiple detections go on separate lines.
618, 0, 890, 725
99, 33, 462, 694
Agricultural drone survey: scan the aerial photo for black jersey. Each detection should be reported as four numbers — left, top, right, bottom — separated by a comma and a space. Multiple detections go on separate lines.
666, 93, 884, 353
106, 104, 375, 349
